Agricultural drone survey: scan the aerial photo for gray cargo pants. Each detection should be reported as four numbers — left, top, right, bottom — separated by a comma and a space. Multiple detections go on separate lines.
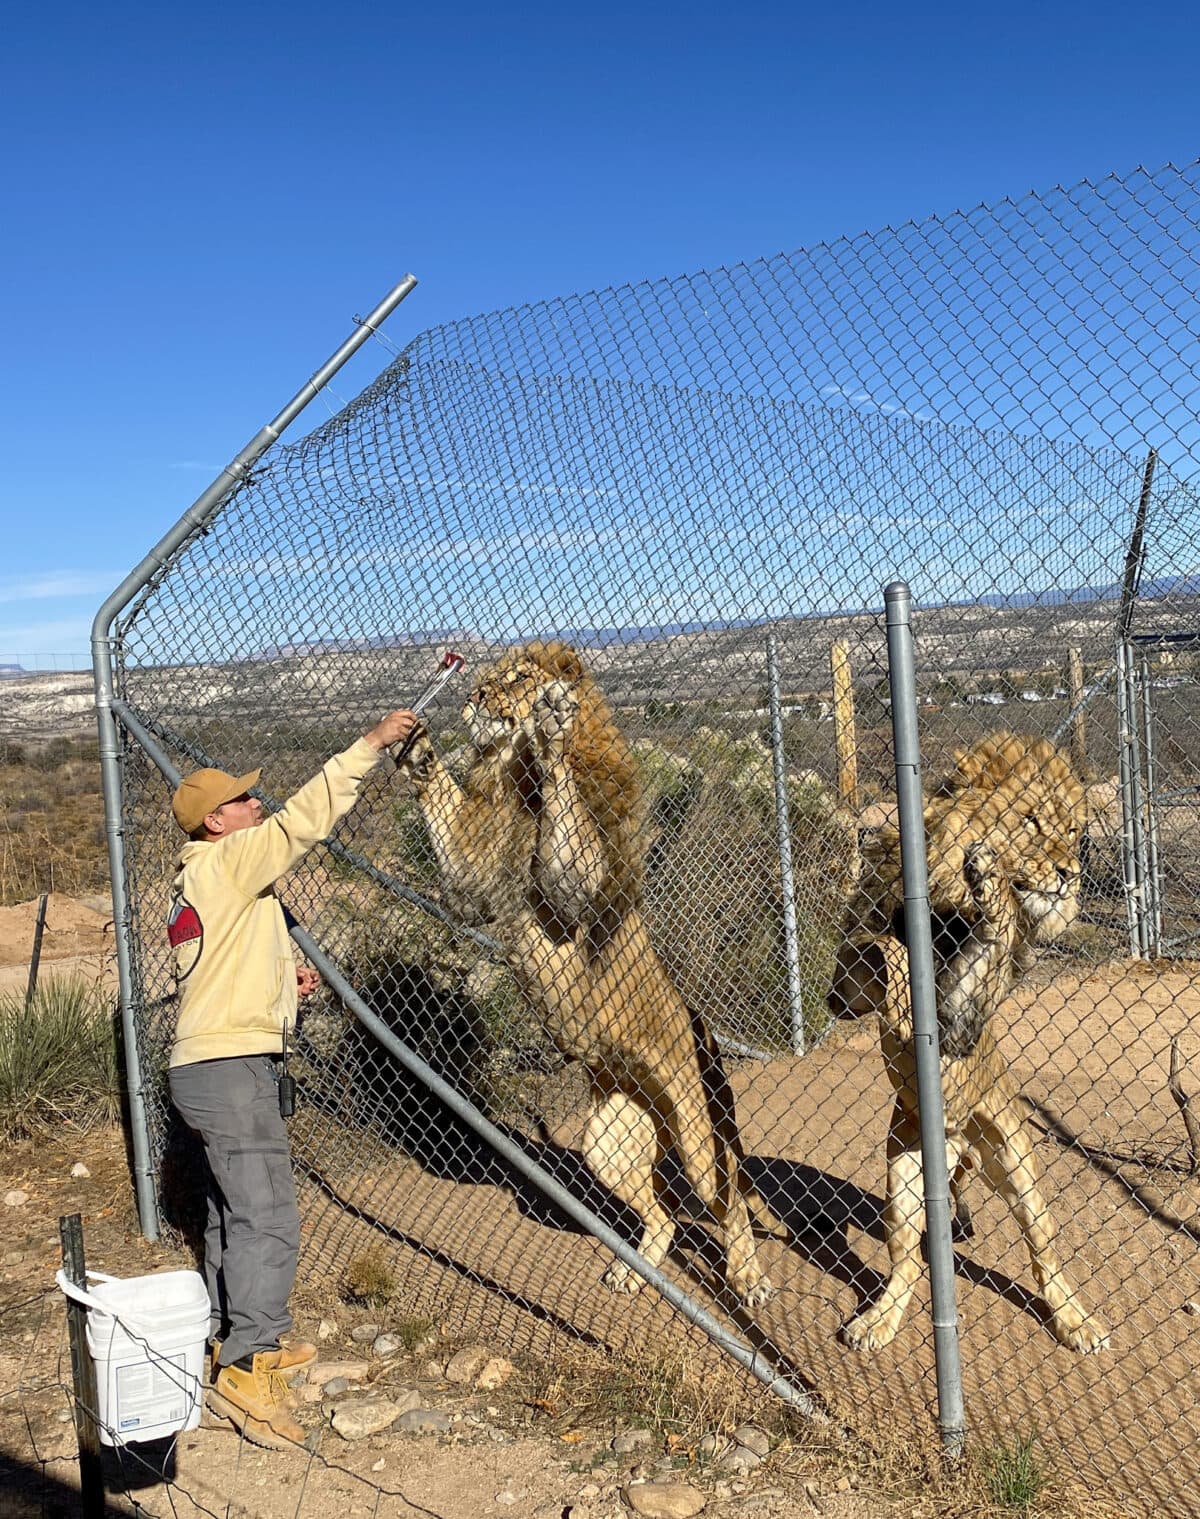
168, 1054, 299, 1368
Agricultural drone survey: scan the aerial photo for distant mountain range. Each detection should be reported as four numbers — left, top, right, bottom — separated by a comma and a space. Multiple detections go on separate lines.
11, 574, 1198, 676
251, 630, 474, 660
976, 573, 1200, 609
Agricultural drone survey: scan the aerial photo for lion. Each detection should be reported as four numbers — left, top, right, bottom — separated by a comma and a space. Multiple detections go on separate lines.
397, 639, 785, 1307
828, 732, 1109, 1353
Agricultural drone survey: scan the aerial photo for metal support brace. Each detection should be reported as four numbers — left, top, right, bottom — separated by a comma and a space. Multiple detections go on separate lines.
767, 633, 806, 1054
107, 705, 821, 1419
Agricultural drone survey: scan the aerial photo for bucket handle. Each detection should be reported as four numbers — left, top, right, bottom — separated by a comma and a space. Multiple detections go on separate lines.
55, 1269, 161, 1340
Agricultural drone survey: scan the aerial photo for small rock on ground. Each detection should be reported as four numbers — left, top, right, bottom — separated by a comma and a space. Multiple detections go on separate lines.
731, 1426, 770, 1458
622, 1481, 706, 1517
349, 1323, 381, 1343
303, 1359, 370, 1388
717, 1446, 762, 1475
393, 1407, 452, 1435
444, 1346, 492, 1384
388, 1385, 423, 1418
372, 1332, 403, 1357
612, 1427, 655, 1455
331, 1396, 406, 1440
475, 1355, 514, 1390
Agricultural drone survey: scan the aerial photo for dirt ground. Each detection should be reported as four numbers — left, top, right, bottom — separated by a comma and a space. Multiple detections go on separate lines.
1, 1127, 912, 1519
4, 901, 1199, 1516
281, 954, 1200, 1519
0, 892, 114, 994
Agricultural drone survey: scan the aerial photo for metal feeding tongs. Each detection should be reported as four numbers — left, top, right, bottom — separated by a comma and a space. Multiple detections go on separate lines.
392, 648, 466, 765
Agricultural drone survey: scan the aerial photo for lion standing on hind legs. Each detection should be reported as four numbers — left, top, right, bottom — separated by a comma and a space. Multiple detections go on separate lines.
396, 639, 786, 1308
828, 732, 1109, 1354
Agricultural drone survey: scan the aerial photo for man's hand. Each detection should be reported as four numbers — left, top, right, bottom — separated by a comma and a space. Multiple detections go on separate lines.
296, 966, 321, 1000
364, 709, 422, 752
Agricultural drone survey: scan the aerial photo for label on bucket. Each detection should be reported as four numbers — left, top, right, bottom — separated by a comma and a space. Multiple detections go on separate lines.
115, 1354, 190, 1431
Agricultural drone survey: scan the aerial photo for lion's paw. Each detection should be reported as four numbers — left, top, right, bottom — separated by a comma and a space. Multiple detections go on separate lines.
1052, 1314, 1110, 1354
532, 680, 578, 752
601, 1261, 644, 1296
840, 1305, 901, 1352
963, 841, 1005, 915
393, 729, 435, 785
739, 1276, 776, 1309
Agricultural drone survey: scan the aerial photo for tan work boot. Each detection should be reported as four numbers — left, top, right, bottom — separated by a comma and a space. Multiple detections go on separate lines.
206, 1351, 306, 1449
276, 1333, 318, 1370
210, 1336, 317, 1381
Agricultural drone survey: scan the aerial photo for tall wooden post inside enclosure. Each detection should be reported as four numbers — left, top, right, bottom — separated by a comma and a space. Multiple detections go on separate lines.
832, 638, 859, 811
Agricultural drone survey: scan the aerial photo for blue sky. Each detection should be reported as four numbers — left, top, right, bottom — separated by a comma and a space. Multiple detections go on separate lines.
3, 0, 1199, 667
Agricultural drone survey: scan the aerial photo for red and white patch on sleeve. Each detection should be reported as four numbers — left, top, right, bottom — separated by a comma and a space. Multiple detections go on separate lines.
167, 895, 204, 980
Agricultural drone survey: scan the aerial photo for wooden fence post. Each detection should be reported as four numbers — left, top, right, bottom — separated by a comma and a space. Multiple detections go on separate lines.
25, 893, 48, 1011
831, 639, 859, 810
1068, 647, 1086, 773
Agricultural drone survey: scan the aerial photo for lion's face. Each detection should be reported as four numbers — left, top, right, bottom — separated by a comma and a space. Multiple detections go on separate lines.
463, 651, 548, 751
929, 734, 1085, 946
462, 640, 588, 755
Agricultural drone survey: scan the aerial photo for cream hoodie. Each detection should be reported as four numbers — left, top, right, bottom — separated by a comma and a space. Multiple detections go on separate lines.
169, 738, 381, 1067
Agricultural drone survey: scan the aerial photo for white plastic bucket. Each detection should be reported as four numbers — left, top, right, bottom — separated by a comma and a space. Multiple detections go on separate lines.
56, 1268, 210, 1445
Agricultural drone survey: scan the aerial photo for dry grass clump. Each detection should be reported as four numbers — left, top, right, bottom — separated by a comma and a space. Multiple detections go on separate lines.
525, 1338, 767, 1448
0, 975, 121, 1139
340, 1245, 399, 1309
0, 738, 108, 903
520, 1347, 1138, 1518
771, 1413, 1137, 1519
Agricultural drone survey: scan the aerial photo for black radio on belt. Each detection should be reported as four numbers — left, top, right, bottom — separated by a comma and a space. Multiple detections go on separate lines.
278, 1020, 296, 1119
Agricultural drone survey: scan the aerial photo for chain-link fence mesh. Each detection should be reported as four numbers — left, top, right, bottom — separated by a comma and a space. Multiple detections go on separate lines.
107, 161, 1200, 1514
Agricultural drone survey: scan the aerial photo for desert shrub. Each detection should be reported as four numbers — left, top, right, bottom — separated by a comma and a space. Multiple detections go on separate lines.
645, 752, 851, 1052
341, 1245, 398, 1308
0, 976, 121, 1139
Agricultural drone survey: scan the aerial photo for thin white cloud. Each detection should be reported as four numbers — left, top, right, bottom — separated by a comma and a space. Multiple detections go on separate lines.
0, 571, 120, 606
818, 382, 936, 425
0, 614, 94, 662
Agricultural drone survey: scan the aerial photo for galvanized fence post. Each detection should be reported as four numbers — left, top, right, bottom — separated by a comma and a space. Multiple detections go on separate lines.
767, 633, 806, 1054
1116, 638, 1149, 957
883, 581, 966, 1457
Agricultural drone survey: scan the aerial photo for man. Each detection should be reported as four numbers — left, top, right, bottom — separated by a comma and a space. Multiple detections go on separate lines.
167, 707, 419, 1449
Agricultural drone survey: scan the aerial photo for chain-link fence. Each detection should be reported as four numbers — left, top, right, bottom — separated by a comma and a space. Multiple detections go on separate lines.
100, 161, 1200, 1514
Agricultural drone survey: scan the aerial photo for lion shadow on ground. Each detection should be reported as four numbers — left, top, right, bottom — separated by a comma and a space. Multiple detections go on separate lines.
259, 957, 1064, 1341
745, 1155, 1085, 1340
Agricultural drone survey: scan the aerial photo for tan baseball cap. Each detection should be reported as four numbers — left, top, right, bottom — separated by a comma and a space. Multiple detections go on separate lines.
172, 767, 262, 834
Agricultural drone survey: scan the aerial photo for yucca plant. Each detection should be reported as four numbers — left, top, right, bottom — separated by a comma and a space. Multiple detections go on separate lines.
0, 977, 122, 1139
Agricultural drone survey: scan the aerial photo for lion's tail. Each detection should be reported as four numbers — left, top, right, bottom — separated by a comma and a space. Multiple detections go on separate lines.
688, 1005, 793, 1242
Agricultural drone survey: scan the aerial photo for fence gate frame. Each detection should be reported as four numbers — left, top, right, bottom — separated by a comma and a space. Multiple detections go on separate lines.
91, 278, 418, 1240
